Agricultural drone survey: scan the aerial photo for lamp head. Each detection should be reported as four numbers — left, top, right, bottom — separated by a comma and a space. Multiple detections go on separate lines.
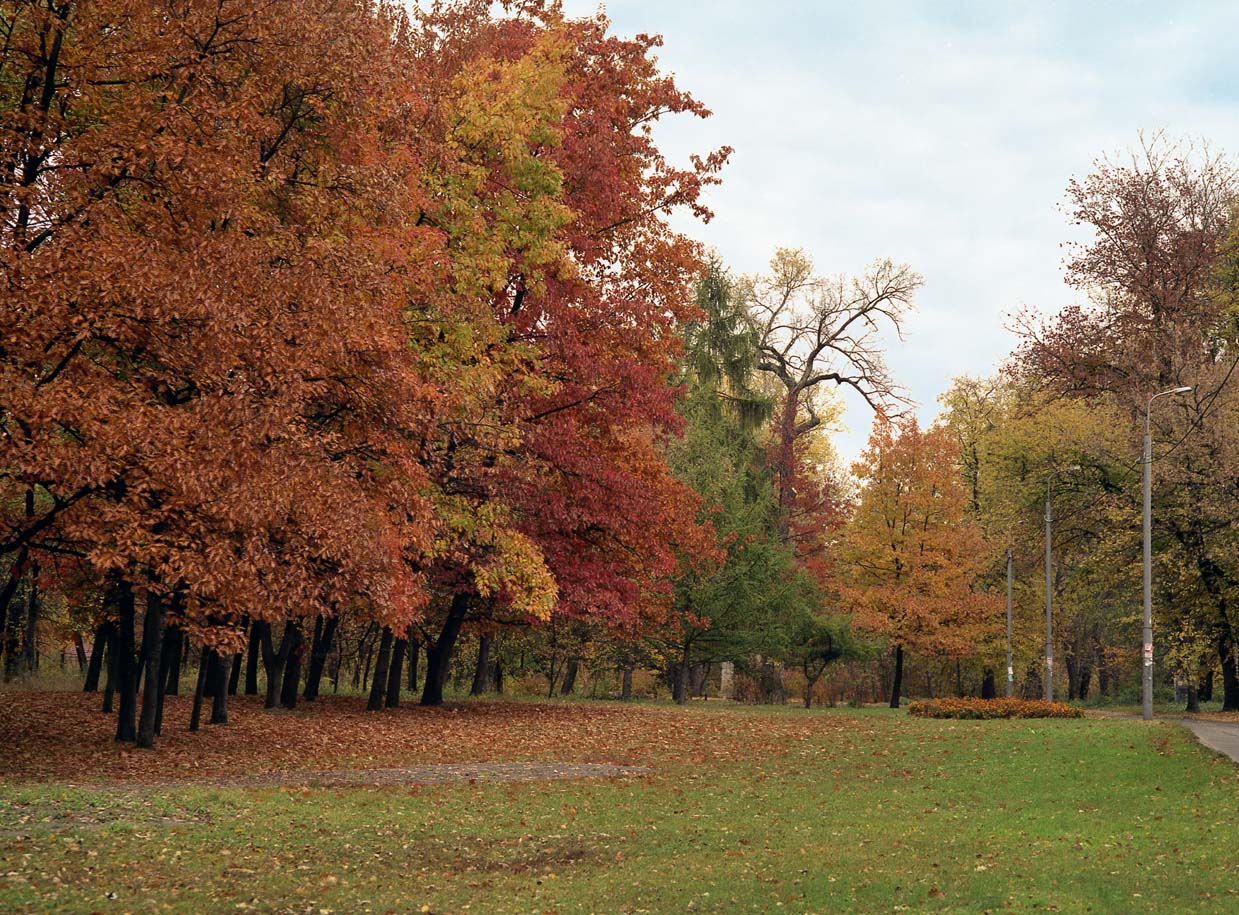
1173, 386, 1192, 394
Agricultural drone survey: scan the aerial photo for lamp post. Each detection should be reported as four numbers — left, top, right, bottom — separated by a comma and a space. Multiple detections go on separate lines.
1006, 548, 1014, 698
1142, 385, 1192, 721
1045, 464, 1081, 702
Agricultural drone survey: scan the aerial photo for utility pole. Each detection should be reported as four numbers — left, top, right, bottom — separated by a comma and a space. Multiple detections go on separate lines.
1143, 386, 1191, 721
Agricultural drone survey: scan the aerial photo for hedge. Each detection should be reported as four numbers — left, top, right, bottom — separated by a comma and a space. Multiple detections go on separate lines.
906, 697, 1084, 719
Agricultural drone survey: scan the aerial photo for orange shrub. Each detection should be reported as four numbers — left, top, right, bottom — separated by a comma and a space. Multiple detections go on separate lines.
907, 697, 1083, 720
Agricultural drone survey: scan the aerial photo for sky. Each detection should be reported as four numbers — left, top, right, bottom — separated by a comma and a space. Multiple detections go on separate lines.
559, 0, 1239, 464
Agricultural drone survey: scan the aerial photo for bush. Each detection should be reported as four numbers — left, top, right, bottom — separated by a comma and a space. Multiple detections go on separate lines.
907, 697, 1084, 720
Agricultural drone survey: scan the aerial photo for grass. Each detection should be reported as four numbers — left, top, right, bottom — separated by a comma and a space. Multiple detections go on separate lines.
1, 699, 1238, 914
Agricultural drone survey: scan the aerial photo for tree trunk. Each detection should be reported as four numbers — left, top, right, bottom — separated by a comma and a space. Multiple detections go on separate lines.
262, 621, 299, 710
280, 638, 302, 710
155, 626, 179, 735
227, 619, 247, 695
190, 647, 209, 732
210, 652, 230, 724
113, 582, 138, 743
671, 645, 689, 705
560, 657, 579, 696
1220, 634, 1239, 712
1185, 680, 1201, 714
0, 549, 26, 680
22, 553, 39, 674
136, 591, 167, 749
73, 632, 87, 671
244, 619, 262, 695
981, 669, 997, 699
367, 627, 394, 711
304, 615, 338, 701
493, 657, 503, 694
163, 628, 183, 697
889, 644, 905, 710
102, 622, 117, 713
621, 667, 633, 700
1199, 670, 1214, 703
407, 635, 419, 692
83, 620, 111, 692
421, 594, 470, 707
386, 637, 406, 708
3, 577, 24, 680
471, 634, 492, 695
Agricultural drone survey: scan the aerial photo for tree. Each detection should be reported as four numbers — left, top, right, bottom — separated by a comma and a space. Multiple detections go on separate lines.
1014, 135, 1239, 708
841, 418, 1000, 708
743, 248, 920, 532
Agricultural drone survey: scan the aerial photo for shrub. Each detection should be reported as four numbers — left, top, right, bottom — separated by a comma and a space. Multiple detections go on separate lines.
907, 697, 1084, 720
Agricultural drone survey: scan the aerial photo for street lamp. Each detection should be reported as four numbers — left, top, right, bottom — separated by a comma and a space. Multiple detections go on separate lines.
1142, 385, 1192, 721
1045, 464, 1081, 702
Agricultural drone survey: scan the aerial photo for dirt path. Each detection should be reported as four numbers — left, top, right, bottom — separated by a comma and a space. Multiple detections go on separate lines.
118, 761, 650, 790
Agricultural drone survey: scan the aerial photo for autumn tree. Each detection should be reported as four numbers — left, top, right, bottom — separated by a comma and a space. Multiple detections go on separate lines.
743, 248, 921, 534
1015, 135, 1239, 709
841, 418, 1000, 708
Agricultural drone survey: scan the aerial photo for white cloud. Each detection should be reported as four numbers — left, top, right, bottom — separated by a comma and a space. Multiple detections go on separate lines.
561, 0, 1239, 460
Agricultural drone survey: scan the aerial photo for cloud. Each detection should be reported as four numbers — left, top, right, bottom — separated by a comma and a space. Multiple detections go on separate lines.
562, 0, 1239, 460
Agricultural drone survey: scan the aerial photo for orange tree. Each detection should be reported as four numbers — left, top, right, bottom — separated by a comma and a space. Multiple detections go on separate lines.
840, 417, 1000, 707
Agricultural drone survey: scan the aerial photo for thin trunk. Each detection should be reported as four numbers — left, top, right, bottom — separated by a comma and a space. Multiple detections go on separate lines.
244, 619, 262, 695
621, 667, 633, 701
227, 616, 247, 695
102, 623, 117, 713
210, 652, 230, 724
560, 656, 580, 697
471, 634, 492, 696
136, 591, 167, 749
386, 637, 406, 708
155, 625, 178, 735
671, 644, 689, 705
83, 620, 111, 692
190, 647, 209, 732
889, 644, 905, 710
163, 628, 183, 697
113, 582, 138, 743
0, 549, 26, 679
23, 561, 39, 673
73, 632, 87, 671
407, 634, 419, 691
367, 627, 394, 711
280, 639, 302, 710
421, 594, 470, 707
304, 616, 338, 701
493, 658, 503, 694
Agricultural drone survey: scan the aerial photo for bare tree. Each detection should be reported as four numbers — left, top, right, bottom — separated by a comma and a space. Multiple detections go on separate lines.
742, 248, 921, 529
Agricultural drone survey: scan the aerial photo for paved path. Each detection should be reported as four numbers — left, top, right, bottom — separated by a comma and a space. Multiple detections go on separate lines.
1173, 719, 1239, 765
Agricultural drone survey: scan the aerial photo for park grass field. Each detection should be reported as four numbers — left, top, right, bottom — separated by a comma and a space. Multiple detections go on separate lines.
1, 693, 1237, 914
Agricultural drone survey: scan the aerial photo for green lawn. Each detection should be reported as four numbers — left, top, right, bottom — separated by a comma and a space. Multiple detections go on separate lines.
2, 704, 1237, 914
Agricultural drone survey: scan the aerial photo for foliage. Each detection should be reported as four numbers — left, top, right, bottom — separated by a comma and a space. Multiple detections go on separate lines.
907, 697, 1084, 719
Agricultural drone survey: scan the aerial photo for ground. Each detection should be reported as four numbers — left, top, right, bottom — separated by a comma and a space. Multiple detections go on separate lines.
1, 693, 1238, 914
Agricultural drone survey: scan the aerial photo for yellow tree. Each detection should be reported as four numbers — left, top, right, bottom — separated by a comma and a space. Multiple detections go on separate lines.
841, 417, 1000, 707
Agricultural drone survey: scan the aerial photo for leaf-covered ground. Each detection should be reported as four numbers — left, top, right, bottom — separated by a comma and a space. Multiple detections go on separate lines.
2, 693, 1238, 914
